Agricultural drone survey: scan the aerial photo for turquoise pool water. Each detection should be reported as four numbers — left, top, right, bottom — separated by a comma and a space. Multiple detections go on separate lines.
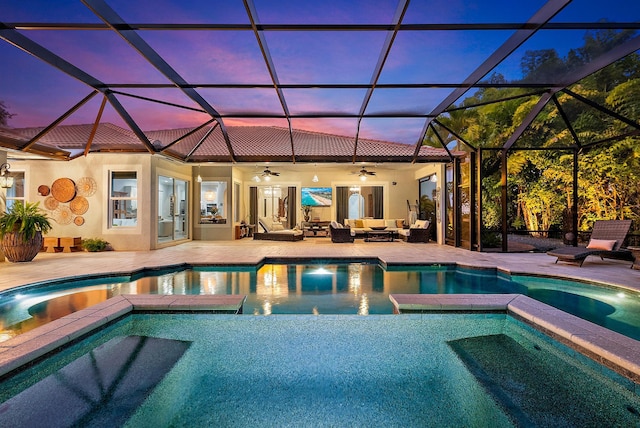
1, 314, 639, 427
1, 262, 640, 342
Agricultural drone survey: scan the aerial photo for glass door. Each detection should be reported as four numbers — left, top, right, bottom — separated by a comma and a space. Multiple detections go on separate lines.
158, 176, 188, 242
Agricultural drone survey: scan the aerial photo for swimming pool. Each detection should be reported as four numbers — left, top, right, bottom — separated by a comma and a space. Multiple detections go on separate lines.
1, 261, 639, 341
1, 314, 639, 426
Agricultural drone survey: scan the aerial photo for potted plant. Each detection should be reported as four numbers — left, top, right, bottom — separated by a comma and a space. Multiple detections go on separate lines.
302, 205, 311, 222
0, 202, 52, 262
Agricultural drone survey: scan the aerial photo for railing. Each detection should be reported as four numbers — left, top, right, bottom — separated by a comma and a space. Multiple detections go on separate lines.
508, 229, 640, 247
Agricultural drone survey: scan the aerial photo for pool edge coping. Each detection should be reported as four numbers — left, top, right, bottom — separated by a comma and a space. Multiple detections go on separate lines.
390, 293, 640, 386
0, 295, 246, 378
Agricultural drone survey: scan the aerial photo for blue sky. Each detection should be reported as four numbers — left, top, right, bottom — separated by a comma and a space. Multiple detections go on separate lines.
1, 0, 638, 144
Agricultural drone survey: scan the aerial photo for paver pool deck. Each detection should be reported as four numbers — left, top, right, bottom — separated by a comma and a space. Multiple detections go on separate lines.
1, 239, 639, 293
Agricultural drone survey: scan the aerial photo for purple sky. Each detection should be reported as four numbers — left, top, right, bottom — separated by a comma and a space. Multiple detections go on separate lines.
1, 0, 638, 144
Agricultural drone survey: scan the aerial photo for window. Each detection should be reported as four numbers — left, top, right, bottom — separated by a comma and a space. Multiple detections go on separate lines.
200, 181, 227, 224
3, 171, 25, 212
109, 171, 138, 227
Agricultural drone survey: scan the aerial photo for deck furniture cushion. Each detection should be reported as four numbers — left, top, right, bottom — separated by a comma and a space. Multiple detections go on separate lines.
586, 239, 616, 251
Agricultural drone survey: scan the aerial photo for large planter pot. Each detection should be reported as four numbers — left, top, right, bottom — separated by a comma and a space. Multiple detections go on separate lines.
1, 231, 43, 262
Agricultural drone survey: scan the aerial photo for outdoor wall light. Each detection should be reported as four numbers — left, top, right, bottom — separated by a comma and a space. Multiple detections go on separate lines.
0, 163, 14, 189
312, 163, 319, 182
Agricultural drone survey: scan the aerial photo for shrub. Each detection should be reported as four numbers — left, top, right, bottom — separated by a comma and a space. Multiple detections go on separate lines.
81, 237, 110, 252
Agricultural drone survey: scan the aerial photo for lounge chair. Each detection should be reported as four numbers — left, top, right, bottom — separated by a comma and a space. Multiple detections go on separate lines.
253, 217, 304, 241
329, 222, 354, 243
547, 220, 633, 266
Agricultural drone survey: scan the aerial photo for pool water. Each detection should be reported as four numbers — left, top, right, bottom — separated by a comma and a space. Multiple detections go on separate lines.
1, 262, 640, 341
1, 314, 639, 427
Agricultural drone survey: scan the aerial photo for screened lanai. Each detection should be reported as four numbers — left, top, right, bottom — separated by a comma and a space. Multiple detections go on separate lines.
1, 0, 639, 251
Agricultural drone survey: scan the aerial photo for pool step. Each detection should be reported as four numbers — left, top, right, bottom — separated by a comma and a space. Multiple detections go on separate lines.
389, 293, 640, 387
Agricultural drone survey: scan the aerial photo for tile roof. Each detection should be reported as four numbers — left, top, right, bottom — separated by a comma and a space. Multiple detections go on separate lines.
3, 123, 456, 162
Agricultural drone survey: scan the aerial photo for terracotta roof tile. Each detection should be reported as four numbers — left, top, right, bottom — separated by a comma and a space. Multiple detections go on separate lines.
5, 123, 454, 162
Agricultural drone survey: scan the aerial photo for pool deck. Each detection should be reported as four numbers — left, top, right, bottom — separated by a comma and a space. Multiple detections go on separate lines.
1, 239, 638, 293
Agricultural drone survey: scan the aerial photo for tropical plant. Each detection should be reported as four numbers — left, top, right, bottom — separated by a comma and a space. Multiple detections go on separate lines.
0, 202, 52, 239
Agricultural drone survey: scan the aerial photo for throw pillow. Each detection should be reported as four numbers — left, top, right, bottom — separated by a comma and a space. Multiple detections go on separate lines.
586, 239, 617, 251
385, 219, 396, 229
355, 219, 364, 228
271, 223, 284, 231
396, 219, 404, 228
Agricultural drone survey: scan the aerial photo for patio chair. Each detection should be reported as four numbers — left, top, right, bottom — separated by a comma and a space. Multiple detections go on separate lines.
397, 220, 431, 243
329, 222, 354, 243
547, 220, 633, 266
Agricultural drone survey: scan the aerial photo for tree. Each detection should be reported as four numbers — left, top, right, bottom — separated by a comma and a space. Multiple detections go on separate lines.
0, 100, 14, 126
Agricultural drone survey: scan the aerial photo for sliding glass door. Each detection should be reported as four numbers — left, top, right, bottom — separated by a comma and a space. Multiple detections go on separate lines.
158, 175, 188, 243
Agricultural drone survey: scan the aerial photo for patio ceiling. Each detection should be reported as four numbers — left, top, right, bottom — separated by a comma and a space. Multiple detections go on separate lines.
0, 0, 639, 163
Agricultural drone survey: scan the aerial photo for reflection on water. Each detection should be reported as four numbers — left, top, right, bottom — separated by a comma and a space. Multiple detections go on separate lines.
2, 264, 640, 342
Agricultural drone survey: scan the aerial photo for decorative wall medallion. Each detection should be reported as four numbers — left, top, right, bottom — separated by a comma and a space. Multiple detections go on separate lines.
52, 205, 73, 225
37, 185, 50, 196
69, 196, 89, 215
51, 178, 76, 203
74, 216, 85, 226
44, 195, 59, 211
76, 177, 97, 197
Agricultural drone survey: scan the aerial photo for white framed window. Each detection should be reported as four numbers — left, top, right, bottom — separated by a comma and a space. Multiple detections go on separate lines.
109, 171, 138, 228
3, 171, 25, 212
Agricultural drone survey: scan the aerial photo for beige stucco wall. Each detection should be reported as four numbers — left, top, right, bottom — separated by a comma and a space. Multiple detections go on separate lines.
11, 154, 154, 251
3, 152, 441, 254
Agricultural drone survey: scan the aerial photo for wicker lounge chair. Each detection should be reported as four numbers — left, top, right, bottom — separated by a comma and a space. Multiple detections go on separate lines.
547, 220, 633, 266
329, 223, 354, 243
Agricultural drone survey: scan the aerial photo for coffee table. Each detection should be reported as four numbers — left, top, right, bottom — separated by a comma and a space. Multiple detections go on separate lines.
364, 230, 396, 242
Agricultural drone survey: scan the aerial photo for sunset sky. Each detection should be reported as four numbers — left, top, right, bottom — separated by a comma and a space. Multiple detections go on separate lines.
1, 0, 637, 144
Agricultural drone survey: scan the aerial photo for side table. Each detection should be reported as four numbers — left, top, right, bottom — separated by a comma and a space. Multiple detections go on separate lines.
628, 246, 640, 270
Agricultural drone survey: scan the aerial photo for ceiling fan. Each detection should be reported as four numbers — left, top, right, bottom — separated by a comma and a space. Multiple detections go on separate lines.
261, 167, 280, 180
351, 167, 376, 181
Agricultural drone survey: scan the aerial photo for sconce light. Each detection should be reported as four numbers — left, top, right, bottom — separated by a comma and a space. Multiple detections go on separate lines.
196, 164, 202, 183
431, 174, 438, 183
252, 175, 261, 182
0, 163, 14, 189
312, 163, 319, 183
